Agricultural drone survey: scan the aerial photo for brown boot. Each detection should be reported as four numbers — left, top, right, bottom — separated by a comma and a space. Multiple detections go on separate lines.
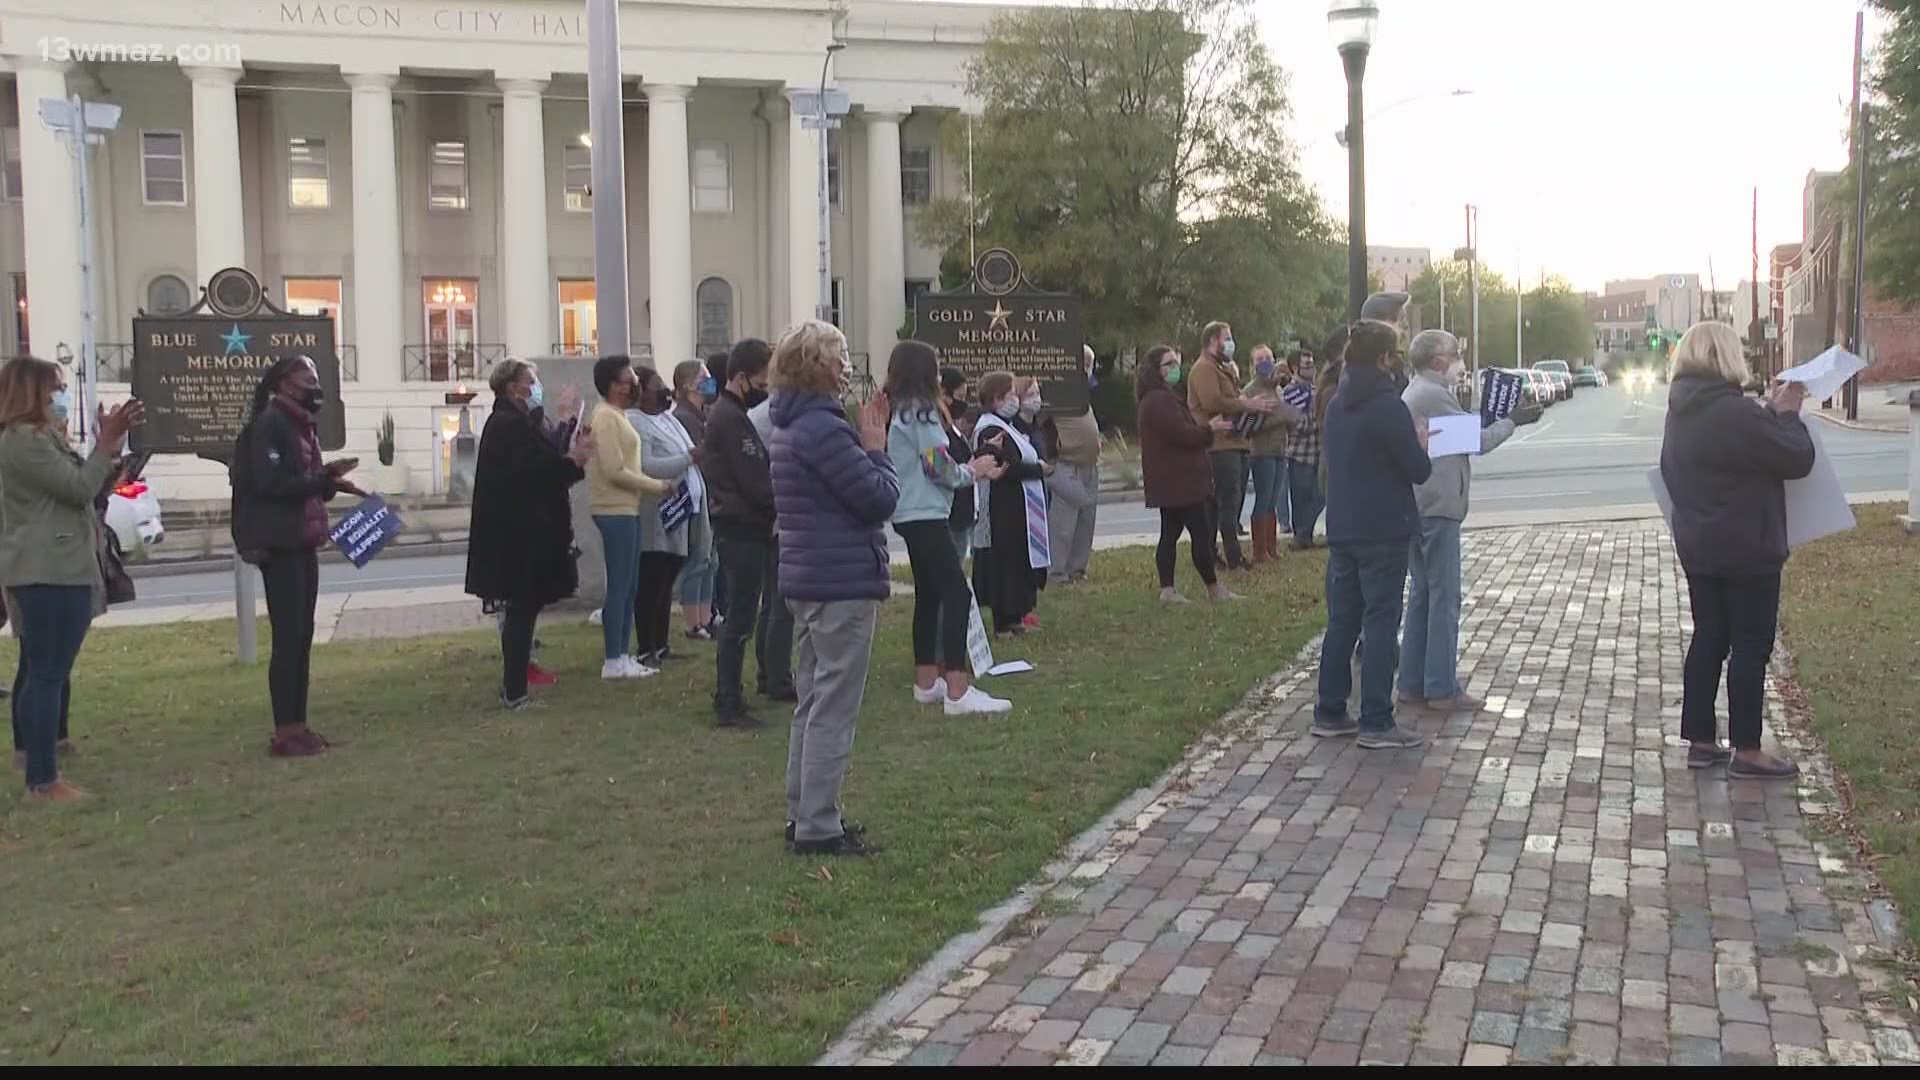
1250, 514, 1276, 564
268, 724, 328, 758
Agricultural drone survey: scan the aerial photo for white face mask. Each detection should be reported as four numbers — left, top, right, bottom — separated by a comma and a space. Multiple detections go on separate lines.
994, 398, 1021, 420
1445, 359, 1467, 382
1019, 395, 1042, 418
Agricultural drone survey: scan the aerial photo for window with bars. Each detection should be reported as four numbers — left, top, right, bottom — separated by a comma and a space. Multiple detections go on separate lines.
830, 278, 845, 329
288, 137, 329, 208
563, 143, 592, 211
141, 131, 187, 205
1, 128, 20, 201
692, 140, 731, 213
901, 146, 931, 206
827, 130, 842, 210
428, 140, 469, 210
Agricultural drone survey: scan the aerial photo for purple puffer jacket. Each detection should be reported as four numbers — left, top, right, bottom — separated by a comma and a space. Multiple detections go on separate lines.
769, 391, 900, 602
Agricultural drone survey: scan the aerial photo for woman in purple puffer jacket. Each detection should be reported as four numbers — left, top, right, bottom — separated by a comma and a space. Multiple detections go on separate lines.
767, 320, 899, 858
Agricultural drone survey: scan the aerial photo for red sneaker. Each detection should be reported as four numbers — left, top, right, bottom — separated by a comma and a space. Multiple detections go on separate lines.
527, 663, 558, 688
1021, 613, 1040, 630
269, 725, 328, 758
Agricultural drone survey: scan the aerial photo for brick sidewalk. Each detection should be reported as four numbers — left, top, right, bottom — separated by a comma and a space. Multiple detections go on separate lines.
844, 523, 1917, 1067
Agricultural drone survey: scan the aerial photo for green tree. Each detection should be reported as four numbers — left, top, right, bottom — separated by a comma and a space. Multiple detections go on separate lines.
1864, 0, 1920, 306
1404, 265, 1593, 368
915, 0, 1344, 358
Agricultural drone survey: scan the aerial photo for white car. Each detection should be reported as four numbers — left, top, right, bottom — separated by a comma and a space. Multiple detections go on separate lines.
104, 476, 164, 552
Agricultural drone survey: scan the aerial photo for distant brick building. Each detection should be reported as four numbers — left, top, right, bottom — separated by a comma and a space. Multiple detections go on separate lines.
1865, 290, 1920, 384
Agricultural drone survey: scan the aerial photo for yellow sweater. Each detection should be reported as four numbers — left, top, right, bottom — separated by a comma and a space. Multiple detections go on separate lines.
586, 401, 668, 515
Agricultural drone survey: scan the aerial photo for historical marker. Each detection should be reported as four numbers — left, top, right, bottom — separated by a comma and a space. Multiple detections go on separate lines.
914, 248, 1087, 416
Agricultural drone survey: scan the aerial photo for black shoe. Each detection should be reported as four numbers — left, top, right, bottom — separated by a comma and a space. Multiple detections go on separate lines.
765, 687, 798, 703
1728, 753, 1800, 780
791, 830, 878, 857
715, 708, 766, 731
786, 819, 863, 849
1686, 744, 1733, 769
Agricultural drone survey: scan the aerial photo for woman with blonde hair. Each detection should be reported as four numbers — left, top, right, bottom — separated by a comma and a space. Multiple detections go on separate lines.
769, 320, 898, 857
1659, 320, 1813, 779
0, 357, 143, 798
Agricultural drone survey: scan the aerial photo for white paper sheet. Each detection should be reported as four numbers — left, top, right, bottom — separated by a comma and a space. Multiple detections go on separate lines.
1777, 346, 1869, 404
986, 660, 1034, 677
1785, 421, 1855, 548
1426, 414, 1481, 458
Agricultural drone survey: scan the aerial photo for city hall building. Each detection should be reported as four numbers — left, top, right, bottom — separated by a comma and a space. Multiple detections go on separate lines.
0, 0, 996, 498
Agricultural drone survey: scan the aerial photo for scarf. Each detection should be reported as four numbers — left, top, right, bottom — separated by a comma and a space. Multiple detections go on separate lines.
628, 407, 705, 510
973, 412, 1051, 570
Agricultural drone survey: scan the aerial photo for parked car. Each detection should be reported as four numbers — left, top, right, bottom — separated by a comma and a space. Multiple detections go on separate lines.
1574, 365, 1602, 387
102, 455, 164, 554
1532, 359, 1573, 396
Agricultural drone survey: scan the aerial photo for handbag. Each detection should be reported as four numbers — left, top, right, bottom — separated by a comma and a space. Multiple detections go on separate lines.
98, 516, 137, 606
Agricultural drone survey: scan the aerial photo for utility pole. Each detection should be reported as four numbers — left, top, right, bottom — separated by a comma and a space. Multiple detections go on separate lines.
1466, 204, 1480, 400
1515, 275, 1523, 367
1439, 274, 1446, 333
1751, 187, 1764, 374
1846, 8, 1869, 421
586, 0, 631, 357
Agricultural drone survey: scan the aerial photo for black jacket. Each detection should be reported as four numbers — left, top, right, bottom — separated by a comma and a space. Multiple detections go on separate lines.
230, 402, 339, 560
1659, 374, 1815, 577
1323, 362, 1432, 545
464, 399, 587, 609
702, 389, 775, 541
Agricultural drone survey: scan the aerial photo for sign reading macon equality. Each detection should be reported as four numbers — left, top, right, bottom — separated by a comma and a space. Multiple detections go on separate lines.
914, 249, 1088, 416
131, 267, 347, 456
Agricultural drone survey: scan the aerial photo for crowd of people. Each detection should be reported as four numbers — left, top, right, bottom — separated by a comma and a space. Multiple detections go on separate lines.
0, 295, 1811, 811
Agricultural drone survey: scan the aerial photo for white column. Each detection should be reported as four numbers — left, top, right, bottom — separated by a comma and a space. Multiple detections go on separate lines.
644, 83, 694, 366
347, 71, 403, 382
14, 59, 83, 364
185, 65, 246, 280
498, 77, 551, 359
785, 90, 821, 333
863, 109, 906, 375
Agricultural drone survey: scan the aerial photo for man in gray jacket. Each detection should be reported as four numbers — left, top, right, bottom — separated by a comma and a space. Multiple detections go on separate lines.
1398, 329, 1515, 711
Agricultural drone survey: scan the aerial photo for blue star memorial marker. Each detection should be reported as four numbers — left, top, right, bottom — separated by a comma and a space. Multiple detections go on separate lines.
221, 324, 252, 355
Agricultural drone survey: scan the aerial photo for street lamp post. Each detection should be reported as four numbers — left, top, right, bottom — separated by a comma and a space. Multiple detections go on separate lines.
1328, 0, 1378, 322
816, 42, 845, 325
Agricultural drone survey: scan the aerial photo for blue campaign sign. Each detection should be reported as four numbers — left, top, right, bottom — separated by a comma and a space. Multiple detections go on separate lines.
1480, 370, 1523, 425
328, 496, 404, 569
1281, 383, 1312, 413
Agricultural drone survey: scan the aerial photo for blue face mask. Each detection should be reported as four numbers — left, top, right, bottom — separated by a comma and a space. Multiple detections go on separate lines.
50, 388, 71, 425
1255, 361, 1276, 381
1221, 338, 1237, 361
696, 376, 717, 399
528, 379, 545, 409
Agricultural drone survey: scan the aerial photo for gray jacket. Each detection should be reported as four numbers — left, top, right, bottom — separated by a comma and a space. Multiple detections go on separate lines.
1402, 371, 1514, 522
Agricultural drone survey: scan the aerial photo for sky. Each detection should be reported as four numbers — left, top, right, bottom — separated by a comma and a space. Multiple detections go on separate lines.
1256, 0, 1884, 294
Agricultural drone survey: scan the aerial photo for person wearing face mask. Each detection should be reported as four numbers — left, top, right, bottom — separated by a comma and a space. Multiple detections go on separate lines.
627, 366, 704, 670
1285, 347, 1325, 550
1136, 346, 1239, 604
703, 338, 795, 728
1398, 330, 1514, 713
938, 366, 977, 563
1046, 345, 1103, 587
585, 355, 668, 681
1241, 344, 1304, 565
468, 358, 596, 710
1186, 320, 1274, 571
972, 372, 1054, 636
0, 358, 144, 798
670, 359, 719, 643
230, 355, 363, 756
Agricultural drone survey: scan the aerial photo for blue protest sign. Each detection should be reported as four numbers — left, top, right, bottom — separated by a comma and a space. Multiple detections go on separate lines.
1281, 383, 1312, 413
1479, 369, 1523, 425
328, 496, 404, 569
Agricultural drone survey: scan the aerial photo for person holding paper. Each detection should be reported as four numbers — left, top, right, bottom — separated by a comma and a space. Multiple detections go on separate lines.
628, 366, 703, 670
231, 355, 364, 758
973, 374, 1053, 636
1186, 321, 1274, 571
1311, 321, 1433, 750
884, 341, 1012, 716
1660, 321, 1814, 780
1398, 330, 1516, 712
468, 359, 596, 711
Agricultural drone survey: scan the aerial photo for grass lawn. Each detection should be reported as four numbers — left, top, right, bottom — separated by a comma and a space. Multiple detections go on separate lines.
1782, 503, 1920, 947
0, 546, 1325, 1064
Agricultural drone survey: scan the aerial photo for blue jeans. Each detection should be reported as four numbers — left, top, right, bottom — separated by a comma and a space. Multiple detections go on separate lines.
677, 510, 716, 606
1288, 460, 1323, 541
1248, 455, 1289, 523
593, 514, 642, 661
1398, 517, 1464, 699
1316, 540, 1412, 732
11, 584, 93, 789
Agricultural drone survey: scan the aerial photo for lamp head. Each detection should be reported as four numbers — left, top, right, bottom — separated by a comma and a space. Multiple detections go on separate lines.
1327, 0, 1379, 53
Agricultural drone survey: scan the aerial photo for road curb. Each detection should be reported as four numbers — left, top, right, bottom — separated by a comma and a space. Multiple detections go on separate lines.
1808, 410, 1905, 435
127, 540, 469, 579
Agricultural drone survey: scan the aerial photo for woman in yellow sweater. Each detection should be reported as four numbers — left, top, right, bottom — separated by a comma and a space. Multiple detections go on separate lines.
586, 355, 670, 680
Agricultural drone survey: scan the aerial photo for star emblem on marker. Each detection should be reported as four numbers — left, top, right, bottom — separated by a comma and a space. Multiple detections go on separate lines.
221, 324, 252, 355
986, 302, 1012, 331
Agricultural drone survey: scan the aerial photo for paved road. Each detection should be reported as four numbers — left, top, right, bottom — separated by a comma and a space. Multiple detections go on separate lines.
126, 385, 1908, 613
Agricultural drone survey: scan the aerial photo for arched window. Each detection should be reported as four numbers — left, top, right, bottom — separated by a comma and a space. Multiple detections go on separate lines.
696, 277, 733, 356
147, 274, 192, 315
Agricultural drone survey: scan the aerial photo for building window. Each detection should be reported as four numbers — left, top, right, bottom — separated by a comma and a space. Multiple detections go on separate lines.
901, 146, 931, 207
696, 277, 734, 355
1, 128, 20, 201
141, 131, 188, 205
905, 279, 933, 314
284, 277, 343, 345
423, 278, 479, 381
558, 279, 596, 353
10, 273, 27, 354
427, 140, 469, 211
692, 140, 731, 213
563, 143, 592, 211
829, 278, 845, 330
146, 274, 192, 315
288, 137, 329, 208
827, 131, 842, 210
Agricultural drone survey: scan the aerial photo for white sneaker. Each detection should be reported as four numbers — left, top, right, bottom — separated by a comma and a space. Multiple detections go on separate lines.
944, 685, 1013, 716
913, 682, 945, 705
601, 658, 630, 680
623, 656, 659, 679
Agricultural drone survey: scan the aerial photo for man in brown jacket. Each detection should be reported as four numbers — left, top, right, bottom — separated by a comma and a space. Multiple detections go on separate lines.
1187, 320, 1272, 570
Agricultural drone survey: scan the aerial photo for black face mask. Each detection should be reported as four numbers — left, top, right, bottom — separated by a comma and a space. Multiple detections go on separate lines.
301, 387, 325, 414
642, 386, 673, 414
745, 386, 770, 408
